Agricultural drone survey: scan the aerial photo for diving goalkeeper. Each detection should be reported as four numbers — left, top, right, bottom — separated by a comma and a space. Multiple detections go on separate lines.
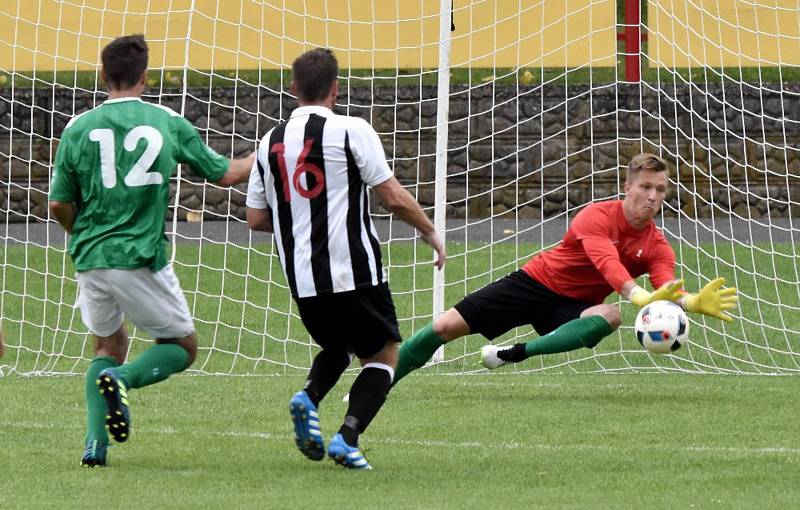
393, 153, 738, 382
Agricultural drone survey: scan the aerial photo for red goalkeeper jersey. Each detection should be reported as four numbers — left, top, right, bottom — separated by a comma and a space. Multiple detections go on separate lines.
522, 200, 675, 305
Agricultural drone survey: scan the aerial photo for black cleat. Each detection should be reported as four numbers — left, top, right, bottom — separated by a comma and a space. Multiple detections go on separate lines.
97, 368, 131, 443
80, 440, 108, 467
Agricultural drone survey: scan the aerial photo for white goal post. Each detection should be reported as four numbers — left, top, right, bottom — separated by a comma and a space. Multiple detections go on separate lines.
1, 0, 799, 376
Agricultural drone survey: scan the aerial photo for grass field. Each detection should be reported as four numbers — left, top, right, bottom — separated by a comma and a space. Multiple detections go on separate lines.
1, 238, 799, 507
2, 238, 800, 376
1, 373, 798, 509
4, 62, 800, 91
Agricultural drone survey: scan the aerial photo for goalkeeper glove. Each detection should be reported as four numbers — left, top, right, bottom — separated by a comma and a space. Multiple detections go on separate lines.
682, 277, 738, 322
629, 280, 684, 308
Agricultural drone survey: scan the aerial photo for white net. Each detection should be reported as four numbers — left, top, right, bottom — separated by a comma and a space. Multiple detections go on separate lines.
1, 0, 799, 376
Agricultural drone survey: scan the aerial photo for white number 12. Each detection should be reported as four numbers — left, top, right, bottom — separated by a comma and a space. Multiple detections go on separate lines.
88, 126, 164, 189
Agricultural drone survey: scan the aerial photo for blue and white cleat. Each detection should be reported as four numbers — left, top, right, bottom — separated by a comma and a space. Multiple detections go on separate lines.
97, 368, 131, 443
80, 440, 108, 467
289, 391, 325, 461
327, 433, 372, 470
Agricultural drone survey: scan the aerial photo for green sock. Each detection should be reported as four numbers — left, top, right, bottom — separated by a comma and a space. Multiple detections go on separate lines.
117, 343, 189, 389
524, 315, 613, 357
393, 323, 445, 385
85, 356, 119, 445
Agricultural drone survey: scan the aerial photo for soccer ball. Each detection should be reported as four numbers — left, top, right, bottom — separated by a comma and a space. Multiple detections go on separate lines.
634, 300, 689, 354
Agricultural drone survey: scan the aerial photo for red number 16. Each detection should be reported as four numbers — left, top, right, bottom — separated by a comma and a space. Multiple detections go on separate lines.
271, 139, 325, 202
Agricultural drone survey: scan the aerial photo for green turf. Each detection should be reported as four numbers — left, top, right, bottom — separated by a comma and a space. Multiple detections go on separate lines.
0, 373, 798, 508
2, 239, 799, 376
2, 61, 798, 91
1, 238, 799, 507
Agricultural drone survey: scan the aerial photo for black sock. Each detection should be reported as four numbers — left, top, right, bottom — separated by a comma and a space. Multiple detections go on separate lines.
304, 349, 351, 407
339, 416, 360, 447
497, 343, 527, 363
338, 365, 392, 446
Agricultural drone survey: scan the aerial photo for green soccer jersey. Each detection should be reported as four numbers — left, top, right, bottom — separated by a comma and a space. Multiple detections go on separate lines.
49, 97, 229, 271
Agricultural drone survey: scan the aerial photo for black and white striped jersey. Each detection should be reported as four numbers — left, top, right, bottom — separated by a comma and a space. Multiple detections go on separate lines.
246, 105, 393, 298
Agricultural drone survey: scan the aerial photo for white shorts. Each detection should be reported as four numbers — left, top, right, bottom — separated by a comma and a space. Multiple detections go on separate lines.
76, 265, 195, 339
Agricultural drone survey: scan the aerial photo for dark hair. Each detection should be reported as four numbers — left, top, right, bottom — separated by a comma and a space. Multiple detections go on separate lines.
292, 48, 338, 102
626, 153, 668, 182
101, 34, 148, 90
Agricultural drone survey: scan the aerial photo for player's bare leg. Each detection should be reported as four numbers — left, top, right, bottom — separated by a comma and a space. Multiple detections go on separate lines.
393, 308, 469, 384
433, 308, 472, 341
481, 305, 621, 369
81, 325, 128, 467
328, 341, 398, 470
580, 304, 623, 329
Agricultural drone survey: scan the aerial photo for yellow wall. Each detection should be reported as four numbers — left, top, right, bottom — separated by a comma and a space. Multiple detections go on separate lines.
0, 0, 615, 71
649, 0, 800, 67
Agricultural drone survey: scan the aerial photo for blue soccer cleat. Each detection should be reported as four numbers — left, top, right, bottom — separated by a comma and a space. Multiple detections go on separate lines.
289, 391, 325, 461
80, 440, 108, 467
97, 368, 131, 443
327, 433, 372, 470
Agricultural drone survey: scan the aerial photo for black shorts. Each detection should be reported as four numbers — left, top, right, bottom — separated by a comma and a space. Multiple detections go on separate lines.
295, 282, 402, 359
453, 270, 594, 340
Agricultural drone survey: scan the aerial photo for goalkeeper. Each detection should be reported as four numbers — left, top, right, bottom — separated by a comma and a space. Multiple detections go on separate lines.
393, 153, 738, 381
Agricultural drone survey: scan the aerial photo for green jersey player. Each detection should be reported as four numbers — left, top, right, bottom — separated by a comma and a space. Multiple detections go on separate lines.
48, 34, 254, 467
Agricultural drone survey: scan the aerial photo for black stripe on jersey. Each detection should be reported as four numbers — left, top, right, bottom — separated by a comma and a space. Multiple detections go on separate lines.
266, 122, 298, 297
303, 114, 334, 294
363, 181, 384, 283
256, 157, 266, 187
256, 158, 273, 231
344, 132, 373, 286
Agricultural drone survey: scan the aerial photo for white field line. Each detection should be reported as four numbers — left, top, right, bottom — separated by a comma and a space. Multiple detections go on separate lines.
6, 421, 799, 457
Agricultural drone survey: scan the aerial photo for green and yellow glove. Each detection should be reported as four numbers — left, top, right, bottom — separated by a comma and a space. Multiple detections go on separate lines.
683, 277, 738, 322
630, 279, 684, 308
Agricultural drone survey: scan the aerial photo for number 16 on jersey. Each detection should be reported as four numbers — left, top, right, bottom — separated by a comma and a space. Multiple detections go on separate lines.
270, 139, 325, 201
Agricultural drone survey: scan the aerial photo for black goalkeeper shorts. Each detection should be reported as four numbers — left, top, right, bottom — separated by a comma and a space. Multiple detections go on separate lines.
453, 270, 595, 340
295, 282, 402, 359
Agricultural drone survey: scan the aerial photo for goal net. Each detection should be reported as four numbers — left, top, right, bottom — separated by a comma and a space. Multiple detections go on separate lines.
1, 0, 798, 376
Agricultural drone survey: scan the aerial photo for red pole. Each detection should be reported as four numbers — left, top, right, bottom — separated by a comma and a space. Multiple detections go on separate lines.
624, 0, 641, 82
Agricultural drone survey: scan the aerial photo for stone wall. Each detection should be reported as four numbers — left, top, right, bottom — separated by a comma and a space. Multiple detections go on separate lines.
2, 81, 798, 222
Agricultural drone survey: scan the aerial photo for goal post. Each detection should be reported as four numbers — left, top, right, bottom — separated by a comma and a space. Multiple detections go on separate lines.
430, 0, 452, 364
1, 0, 799, 377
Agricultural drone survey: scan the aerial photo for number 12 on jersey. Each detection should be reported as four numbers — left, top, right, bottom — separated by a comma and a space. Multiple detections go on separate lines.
270, 139, 325, 202
89, 126, 164, 188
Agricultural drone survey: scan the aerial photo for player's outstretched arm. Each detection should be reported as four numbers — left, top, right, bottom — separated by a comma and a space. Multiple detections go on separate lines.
373, 177, 446, 270
622, 279, 684, 308
217, 152, 256, 186
679, 277, 738, 322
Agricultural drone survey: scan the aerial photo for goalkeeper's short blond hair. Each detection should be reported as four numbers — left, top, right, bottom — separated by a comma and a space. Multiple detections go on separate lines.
626, 153, 668, 183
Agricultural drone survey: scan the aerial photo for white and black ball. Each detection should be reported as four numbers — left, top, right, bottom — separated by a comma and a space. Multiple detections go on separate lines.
634, 300, 689, 354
